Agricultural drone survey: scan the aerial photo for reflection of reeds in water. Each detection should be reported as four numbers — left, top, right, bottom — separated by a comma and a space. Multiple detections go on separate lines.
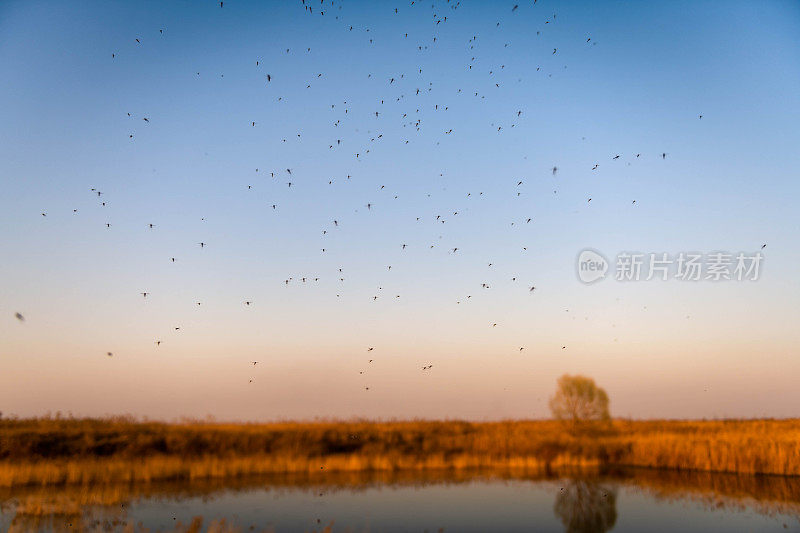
4, 512, 276, 533
3, 468, 800, 529
1, 418, 799, 488
622, 468, 800, 521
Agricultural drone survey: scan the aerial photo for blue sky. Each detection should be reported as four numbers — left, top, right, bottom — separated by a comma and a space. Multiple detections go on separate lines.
1, 0, 799, 420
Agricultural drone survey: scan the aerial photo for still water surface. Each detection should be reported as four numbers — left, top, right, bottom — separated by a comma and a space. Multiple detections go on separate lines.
2, 469, 799, 532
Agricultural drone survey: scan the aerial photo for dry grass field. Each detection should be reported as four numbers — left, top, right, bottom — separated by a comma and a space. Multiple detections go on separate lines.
1, 417, 798, 487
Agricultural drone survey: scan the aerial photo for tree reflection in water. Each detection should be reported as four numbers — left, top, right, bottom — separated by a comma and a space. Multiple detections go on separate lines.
554, 479, 618, 533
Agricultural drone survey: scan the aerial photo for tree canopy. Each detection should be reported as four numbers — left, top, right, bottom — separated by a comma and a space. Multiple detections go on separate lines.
549, 375, 610, 426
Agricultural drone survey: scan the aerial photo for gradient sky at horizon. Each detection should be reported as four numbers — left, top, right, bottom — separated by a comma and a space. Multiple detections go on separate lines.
1, 0, 799, 421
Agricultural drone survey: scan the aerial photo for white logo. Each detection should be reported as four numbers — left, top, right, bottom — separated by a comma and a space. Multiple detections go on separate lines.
576, 249, 762, 284
577, 249, 608, 284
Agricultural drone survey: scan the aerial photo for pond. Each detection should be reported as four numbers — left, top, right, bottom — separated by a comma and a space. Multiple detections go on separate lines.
2, 469, 798, 532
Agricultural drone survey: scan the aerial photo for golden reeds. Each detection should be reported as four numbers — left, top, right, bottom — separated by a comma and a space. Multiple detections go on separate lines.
1, 418, 798, 487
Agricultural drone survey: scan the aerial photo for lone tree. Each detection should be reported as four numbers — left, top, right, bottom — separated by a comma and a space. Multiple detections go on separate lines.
549, 374, 610, 428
